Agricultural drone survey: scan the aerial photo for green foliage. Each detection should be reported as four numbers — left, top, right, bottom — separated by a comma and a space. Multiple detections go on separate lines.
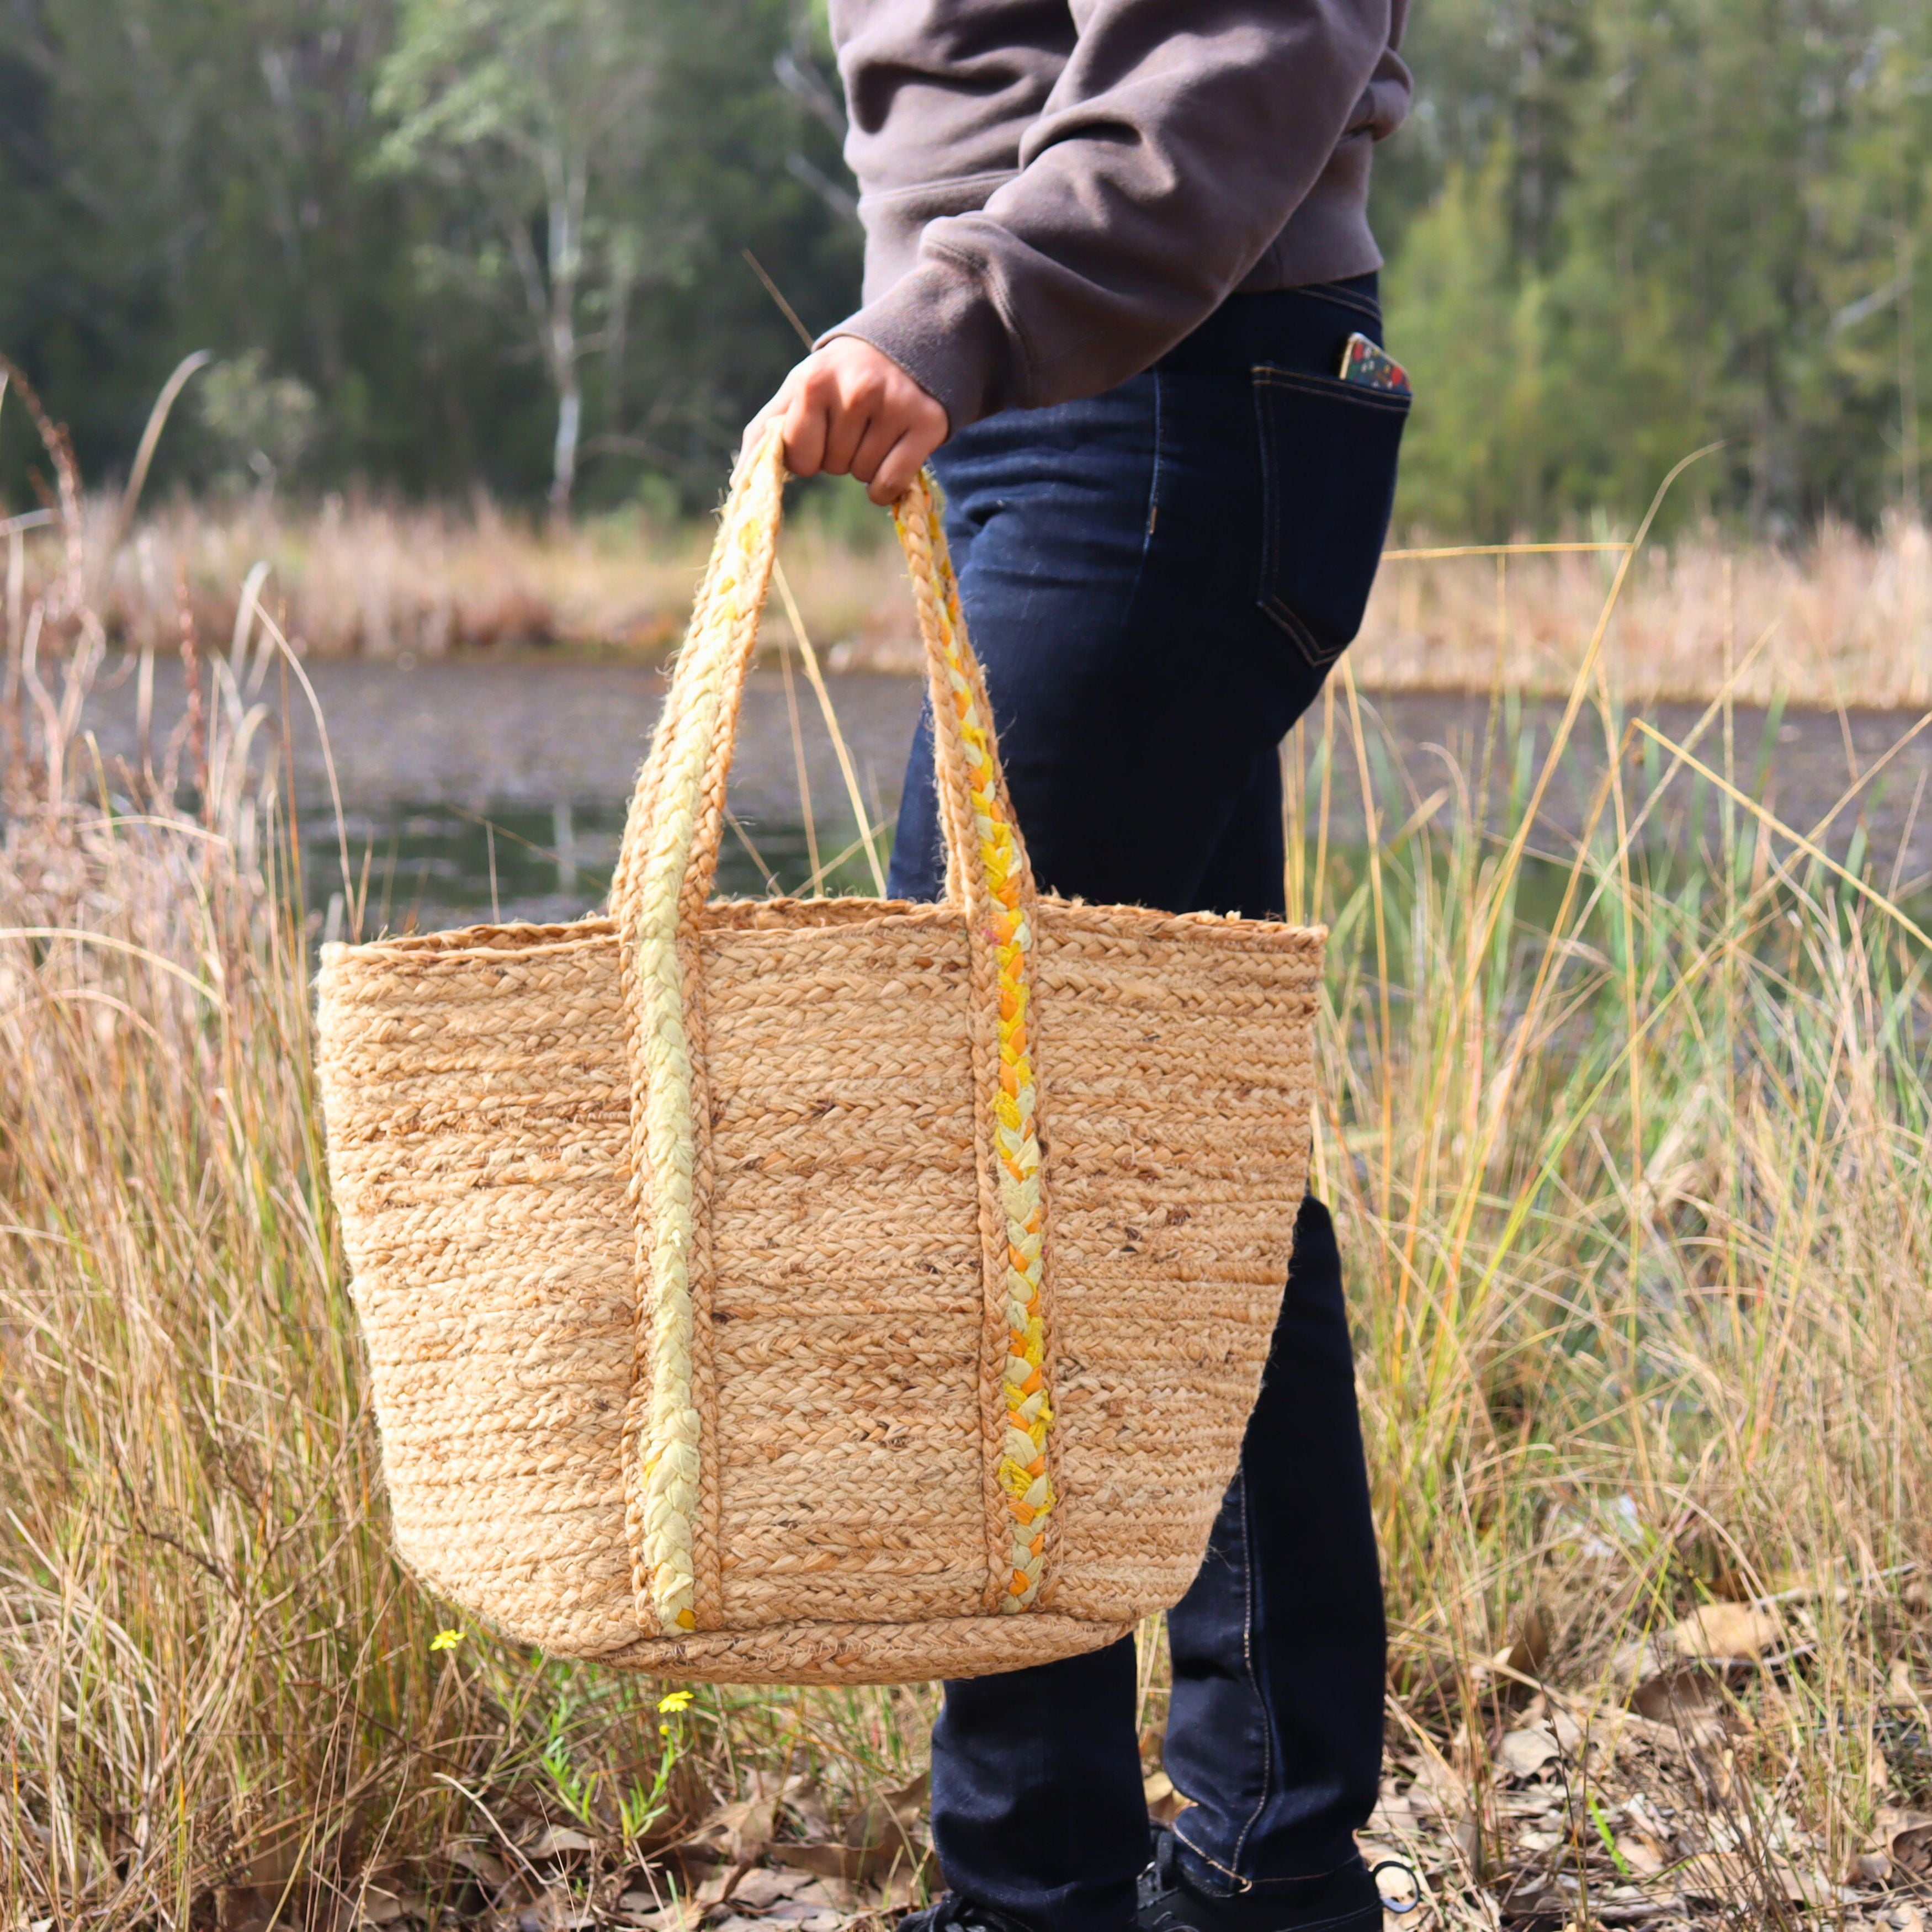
1377, 0, 1932, 533
1382, 155, 1552, 535
195, 349, 320, 493
370, 0, 660, 509
0, 0, 858, 508
1, 0, 1929, 528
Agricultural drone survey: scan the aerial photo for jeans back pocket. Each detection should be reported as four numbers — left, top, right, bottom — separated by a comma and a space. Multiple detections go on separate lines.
1251, 365, 1410, 671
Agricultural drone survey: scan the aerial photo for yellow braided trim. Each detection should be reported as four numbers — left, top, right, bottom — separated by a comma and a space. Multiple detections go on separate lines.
898, 485, 1054, 1612
631, 434, 784, 1633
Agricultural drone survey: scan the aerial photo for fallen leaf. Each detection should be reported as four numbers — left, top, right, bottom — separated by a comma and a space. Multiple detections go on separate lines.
1615, 1833, 1667, 1876
1364, 1792, 1416, 1839
1490, 1605, 1554, 1685
782, 1878, 842, 1908
1876, 1803, 1932, 1846
874, 1860, 936, 1912
1405, 1751, 1469, 1817
1498, 1724, 1562, 1780
443, 1840, 508, 1891
1629, 1664, 1728, 1741
1493, 1867, 1565, 1920
846, 1770, 928, 1849
1675, 1850, 1751, 1902
726, 1862, 800, 1909
1143, 1771, 1192, 1825
514, 1886, 598, 1932
1670, 1602, 1782, 1662
692, 1792, 779, 1868
528, 1825, 599, 1859
767, 1767, 932, 1889
1548, 1706, 1590, 1754
771, 1843, 859, 1881
1597, 1707, 1693, 1761
353, 1886, 410, 1928
215, 1888, 280, 1932
625, 1909, 698, 1932
779, 1776, 834, 1845
1766, 1857, 1833, 1907
626, 1866, 728, 1926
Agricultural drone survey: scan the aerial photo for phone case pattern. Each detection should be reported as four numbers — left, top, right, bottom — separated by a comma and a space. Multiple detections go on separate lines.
1339, 333, 1411, 397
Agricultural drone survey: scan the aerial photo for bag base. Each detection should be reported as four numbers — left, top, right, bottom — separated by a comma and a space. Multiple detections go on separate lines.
593, 1610, 1133, 1684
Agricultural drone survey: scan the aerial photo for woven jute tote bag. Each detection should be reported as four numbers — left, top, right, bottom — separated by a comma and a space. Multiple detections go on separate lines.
316, 436, 1326, 1684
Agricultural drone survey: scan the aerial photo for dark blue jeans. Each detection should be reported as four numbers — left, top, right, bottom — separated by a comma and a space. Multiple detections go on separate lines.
886, 278, 1405, 1932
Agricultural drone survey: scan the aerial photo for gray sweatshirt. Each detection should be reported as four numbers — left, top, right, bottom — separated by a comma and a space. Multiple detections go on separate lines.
824, 0, 1412, 431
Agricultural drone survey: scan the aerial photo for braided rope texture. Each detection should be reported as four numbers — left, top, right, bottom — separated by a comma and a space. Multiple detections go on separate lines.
314, 456, 1327, 1685
620, 440, 785, 1634
893, 484, 1051, 1612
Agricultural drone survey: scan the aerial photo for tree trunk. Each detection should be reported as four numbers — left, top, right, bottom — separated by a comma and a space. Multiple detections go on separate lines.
545, 176, 584, 521
550, 367, 581, 519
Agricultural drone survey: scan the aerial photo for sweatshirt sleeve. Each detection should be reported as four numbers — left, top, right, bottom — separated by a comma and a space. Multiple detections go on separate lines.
825, 0, 1399, 430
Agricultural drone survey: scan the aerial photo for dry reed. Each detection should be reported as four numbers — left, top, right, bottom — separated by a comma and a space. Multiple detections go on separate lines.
29, 491, 903, 666
9, 489, 1932, 712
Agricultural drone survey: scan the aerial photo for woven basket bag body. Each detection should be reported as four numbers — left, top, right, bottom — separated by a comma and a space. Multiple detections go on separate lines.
316, 441, 1326, 1684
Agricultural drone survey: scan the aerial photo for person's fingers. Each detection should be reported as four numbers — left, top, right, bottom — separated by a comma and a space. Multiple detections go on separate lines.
866, 430, 920, 506
744, 344, 946, 493
869, 422, 942, 505
846, 409, 904, 489
742, 362, 807, 464
739, 404, 778, 469
818, 376, 875, 477
780, 383, 829, 479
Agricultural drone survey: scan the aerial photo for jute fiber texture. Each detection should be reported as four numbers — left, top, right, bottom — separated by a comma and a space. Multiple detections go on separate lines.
316, 436, 1327, 1684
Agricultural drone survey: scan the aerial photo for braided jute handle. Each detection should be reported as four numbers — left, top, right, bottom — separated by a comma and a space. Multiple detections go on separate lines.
614, 433, 1055, 1636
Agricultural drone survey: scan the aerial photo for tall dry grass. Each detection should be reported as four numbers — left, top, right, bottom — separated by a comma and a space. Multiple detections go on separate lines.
29, 491, 909, 666
4, 421, 1932, 1930
0, 766, 937, 1924
1361, 515, 1932, 710
9, 480, 1932, 710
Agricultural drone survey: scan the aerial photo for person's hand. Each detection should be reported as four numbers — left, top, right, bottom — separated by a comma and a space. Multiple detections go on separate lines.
745, 338, 949, 506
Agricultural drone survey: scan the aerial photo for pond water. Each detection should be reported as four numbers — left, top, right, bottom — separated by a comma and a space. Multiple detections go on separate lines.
48, 652, 1932, 935
308, 797, 884, 935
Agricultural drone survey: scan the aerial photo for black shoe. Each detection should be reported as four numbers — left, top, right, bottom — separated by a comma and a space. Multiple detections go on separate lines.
1135, 1827, 1384, 1932
896, 1896, 1036, 1932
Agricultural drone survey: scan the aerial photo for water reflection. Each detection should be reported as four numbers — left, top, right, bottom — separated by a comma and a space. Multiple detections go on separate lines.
304, 799, 887, 936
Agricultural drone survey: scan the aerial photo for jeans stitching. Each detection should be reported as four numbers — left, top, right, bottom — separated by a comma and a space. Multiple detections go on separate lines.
1252, 368, 1413, 416
1118, 369, 1164, 631
1229, 1461, 1272, 1876
1174, 1463, 1271, 1890
1251, 374, 1283, 624
1259, 594, 1338, 670
1294, 281, 1383, 325
1251, 365, 1410, 667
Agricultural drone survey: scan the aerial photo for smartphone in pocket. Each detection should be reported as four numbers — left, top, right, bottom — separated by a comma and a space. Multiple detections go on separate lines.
1337, 332, 1411, 397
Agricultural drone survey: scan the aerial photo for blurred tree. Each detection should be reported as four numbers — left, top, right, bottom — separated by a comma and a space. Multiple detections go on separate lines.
196, 348, 320, 494
1375, 0, 1932, 534
0, 0, 856, 509
1381, 154, 1552, 537
0, 0, 1925, 531
372, 0, 657, 515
